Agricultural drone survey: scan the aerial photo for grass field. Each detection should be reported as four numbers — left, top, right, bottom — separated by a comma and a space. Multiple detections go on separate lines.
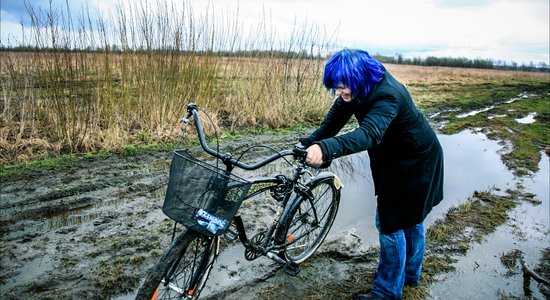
1, 51, 548, 171
1, 0, 547, 167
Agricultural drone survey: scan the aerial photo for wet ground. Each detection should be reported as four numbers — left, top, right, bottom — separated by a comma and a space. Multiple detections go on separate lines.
1, 115, 549, 299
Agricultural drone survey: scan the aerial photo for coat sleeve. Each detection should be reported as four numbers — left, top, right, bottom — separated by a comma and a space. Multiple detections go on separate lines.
307, 97, 354, 142
318, 94, 398, 161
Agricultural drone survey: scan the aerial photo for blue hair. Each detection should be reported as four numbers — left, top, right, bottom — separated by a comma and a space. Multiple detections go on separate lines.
323, 48, 385, 98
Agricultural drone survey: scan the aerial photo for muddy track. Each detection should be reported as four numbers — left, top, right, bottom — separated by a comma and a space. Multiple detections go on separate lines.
1, 126, 548, 299
0, 132, 305, 299
0, 150, 173, 298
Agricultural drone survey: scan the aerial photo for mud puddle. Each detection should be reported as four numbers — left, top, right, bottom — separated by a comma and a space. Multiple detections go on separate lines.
185, 130, 549, 299
122, 130, 548, 299
427, 138, 549, 299
1, 129, 548, 299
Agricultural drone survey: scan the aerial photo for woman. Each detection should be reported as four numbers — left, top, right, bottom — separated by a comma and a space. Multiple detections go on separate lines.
300, 48, 444, 300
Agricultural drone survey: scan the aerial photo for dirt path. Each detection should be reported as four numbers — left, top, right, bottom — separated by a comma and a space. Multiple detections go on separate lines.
1, 149, 173, 298
1, 129, 548, 299
0, 132, 306, 299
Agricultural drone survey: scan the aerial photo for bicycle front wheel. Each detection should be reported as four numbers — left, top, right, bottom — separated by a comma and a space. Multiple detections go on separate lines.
136, 229, 219, 300
277, 178, 340, 263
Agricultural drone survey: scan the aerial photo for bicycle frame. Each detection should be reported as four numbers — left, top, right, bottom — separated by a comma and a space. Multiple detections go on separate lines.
183, 103, 317, 254
183, 103, 339, 271
229, 174, 303, 257
137, 103, 341, 299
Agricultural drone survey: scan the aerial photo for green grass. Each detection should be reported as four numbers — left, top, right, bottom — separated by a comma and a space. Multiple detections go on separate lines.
0, 142, 178, 180
413, 78, 549, 113
1, 154, 78, 179
438, 88, 549, 175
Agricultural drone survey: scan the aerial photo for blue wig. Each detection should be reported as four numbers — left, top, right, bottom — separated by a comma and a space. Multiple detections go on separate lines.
323, 48, 385, 98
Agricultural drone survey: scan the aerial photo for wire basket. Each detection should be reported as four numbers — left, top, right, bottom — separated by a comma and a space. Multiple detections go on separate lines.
162, 150, 252, 236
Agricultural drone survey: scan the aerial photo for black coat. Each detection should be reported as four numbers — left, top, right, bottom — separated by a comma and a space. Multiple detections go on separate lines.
307, 71, 444, 234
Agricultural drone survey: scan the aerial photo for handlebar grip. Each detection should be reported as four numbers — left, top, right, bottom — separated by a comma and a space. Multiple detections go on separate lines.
181, 103, 198, 123
294, 142, 333, 169
293, 143, 308, 160
187, 103, 199, 111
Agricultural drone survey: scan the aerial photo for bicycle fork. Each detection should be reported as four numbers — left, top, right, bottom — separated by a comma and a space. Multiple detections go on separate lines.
162, 236, 218, 300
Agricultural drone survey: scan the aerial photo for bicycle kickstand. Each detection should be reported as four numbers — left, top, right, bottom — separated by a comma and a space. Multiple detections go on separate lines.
266, 251, 300, 276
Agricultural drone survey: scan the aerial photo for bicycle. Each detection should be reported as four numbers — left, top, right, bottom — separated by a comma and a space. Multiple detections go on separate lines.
136, 103, 343, 300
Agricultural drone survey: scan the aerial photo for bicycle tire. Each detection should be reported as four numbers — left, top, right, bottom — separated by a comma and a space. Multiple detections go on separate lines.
136, 229, 219, 300
276, 178, 340, 263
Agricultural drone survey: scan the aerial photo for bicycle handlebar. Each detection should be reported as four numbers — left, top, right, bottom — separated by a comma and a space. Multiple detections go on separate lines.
185, 103, 307, 171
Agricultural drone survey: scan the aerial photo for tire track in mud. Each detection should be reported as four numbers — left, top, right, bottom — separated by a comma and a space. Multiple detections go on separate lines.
0, 133, 305, 299
2, 128, 547, 299
0, 151, 175, 298
1, 153, 170, 239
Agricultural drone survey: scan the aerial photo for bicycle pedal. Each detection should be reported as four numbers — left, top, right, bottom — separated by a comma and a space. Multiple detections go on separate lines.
284, 261, 300, 276
223, 228, 238, 241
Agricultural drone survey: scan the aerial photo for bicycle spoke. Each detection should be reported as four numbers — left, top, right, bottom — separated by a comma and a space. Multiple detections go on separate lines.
139, 104, 341, 299
160, 280, 185, 295
145, 233, 216, 300
280, 180, 339, 263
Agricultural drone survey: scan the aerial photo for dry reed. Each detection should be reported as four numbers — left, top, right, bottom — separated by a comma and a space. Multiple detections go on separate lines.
2, 1, 547, 164
0, 0, 336, 164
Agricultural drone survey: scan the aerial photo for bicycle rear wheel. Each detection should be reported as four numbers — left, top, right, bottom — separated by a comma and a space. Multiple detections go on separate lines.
136, 229, 218, 300
277, 178, 340, 263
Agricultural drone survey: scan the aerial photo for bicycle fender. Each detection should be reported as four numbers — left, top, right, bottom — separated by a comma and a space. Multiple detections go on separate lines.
307, 172, 343, 190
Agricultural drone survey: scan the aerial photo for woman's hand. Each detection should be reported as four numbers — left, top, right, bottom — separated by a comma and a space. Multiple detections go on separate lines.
306, 144, 324, 166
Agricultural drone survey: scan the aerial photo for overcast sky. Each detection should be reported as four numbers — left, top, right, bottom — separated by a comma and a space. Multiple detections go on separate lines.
1, 0, 548, 64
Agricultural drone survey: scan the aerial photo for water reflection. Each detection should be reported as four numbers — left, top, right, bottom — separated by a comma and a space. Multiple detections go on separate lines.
455, 92, 537, 118
328, 152, 376, 243
428, 152, 549, 300
327, 130, 526, 245
326, 129, 549, 299
426, 130, 516, 226
235, 130, 527, 245
515, 112, 537, 124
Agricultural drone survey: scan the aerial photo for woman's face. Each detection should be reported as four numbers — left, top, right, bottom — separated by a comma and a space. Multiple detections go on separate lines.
335, 85, 352, 102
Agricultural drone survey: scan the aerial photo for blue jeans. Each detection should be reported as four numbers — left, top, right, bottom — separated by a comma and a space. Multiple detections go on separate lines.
371, 212, 425, 300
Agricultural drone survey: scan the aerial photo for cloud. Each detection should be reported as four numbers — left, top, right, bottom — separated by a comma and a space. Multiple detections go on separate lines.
1, 0, 104, 30
1, 0, 547, 64
331, 0, 549, 63
435, 0, 493, 8
1, 0, 33, 25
